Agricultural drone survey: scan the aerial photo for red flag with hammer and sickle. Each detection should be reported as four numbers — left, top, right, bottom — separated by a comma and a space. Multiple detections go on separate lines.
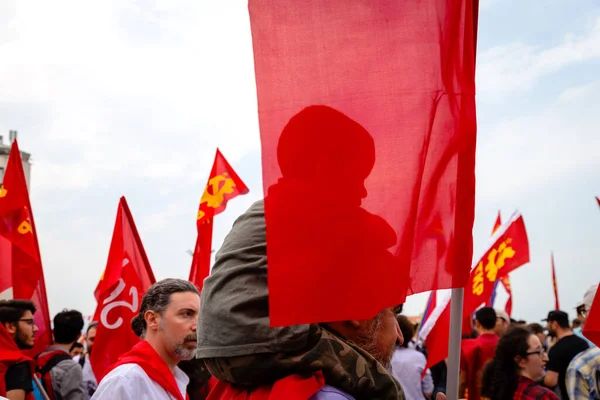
0, 140, 52, 357
463, 213, 530, 316
91, 197, 156, 381
189, 149, 248, 291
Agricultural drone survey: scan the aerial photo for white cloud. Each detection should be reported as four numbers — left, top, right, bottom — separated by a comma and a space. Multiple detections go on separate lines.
477, 16, 600, 97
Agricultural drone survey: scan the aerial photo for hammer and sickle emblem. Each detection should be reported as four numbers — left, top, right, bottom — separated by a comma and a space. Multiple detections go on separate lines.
197, 173, 237, 220
18, 218, 32, 235
0, 185, 7, 198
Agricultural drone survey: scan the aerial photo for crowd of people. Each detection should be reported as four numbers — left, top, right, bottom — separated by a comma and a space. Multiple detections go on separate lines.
1, 200, 599, 400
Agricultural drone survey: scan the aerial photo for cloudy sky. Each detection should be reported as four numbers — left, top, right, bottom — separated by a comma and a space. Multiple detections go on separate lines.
1, 1, 599, 323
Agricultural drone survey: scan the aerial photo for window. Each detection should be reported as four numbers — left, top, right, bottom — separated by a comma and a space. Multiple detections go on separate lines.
0, 167, 4, 184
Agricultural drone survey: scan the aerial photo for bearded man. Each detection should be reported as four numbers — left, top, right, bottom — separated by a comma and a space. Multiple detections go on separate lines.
92, 279, 200, 400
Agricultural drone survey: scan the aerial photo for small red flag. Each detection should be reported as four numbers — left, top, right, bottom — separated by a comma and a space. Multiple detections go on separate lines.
551, 253, 560, 310
189, 149, 248, 291
0, 140, 52, 357
501, 276, 513, 316
491, 212, 502, 235
487, 212, 513, 316
90, 197, 156, 381
250, 0, 478, 326
583, 284, 600, 347
596, 196, 600, 208
463, 213, 529, 315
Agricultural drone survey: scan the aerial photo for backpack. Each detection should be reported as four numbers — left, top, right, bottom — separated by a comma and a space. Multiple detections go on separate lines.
34, 351, 71, 400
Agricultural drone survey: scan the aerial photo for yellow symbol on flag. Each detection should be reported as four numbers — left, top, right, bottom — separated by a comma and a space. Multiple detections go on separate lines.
197, 173, 237, 221
472, 262, 485, 296
484, 239, 515, 282
18, 218, 32, 235
0, 185, 7, 198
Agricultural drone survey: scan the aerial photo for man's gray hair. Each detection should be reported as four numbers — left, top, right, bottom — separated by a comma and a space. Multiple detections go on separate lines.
131, 278, 199, 338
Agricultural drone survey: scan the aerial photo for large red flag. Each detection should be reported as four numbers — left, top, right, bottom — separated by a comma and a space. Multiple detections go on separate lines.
0, 140, 52, 356
551, 253, 560, 310
583, 284, 600, 347
463, 213, 529, 315
90, 197, 156, 381
189, 149, 248, 291
250, 0, 479, 326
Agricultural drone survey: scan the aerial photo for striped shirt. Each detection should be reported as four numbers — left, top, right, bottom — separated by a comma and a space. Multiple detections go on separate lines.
566, 346, 600, 400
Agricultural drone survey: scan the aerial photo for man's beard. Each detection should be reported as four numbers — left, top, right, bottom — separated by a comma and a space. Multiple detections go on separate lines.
173, 334, 197, 361
15, 327, 34, 350
354, 317, 395, 370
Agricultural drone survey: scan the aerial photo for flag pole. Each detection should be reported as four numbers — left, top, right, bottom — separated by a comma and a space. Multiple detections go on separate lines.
446, 287, 464, 400
33, 375, 52, 400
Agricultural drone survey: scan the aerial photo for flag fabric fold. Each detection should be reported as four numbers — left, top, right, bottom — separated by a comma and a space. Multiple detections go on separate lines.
0, 140, 52, 357
90, 197, 156, 381
189, 149, 248, 291
250, 0, 479, 326
551, 253, 560, 310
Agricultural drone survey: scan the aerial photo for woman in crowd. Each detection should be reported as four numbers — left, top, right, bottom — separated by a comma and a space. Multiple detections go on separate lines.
481, 327, 558, 400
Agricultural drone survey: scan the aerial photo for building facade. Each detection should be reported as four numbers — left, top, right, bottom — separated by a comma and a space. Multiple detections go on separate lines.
0, 130, 31, 190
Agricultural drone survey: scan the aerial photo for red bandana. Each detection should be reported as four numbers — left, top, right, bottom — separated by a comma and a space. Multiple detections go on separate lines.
106, 340, 189, 400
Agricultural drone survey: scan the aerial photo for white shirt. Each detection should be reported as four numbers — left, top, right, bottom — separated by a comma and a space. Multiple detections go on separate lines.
91, 363, 189, 400
391, 347, 434, 400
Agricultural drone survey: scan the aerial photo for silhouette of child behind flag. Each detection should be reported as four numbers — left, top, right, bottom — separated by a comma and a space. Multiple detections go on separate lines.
266, 105, 409, 325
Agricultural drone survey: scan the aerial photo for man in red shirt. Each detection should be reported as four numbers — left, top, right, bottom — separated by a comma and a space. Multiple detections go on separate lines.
459, 307, 499, 400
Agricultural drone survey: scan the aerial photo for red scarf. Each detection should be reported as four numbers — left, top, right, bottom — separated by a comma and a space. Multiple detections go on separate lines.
105, 340, 189, 400
207, 371, 324, 400
0, 324, 35, 398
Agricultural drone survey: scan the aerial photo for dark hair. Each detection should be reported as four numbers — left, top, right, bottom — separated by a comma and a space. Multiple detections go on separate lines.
53, 309, 84, 344
131, 279, 199, 338
87, 321, 98, 334
527, 323, 545, 335
572, 319, 582, 327
69, 342, 84, 352
0, 300, 36, 325
396, 315, 414, 348
481, 327, 533, 400
475, 307, 497, 330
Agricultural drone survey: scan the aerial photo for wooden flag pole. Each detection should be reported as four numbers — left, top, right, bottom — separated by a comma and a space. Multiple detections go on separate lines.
33, 374, 52, 400
446, 287, 465, 400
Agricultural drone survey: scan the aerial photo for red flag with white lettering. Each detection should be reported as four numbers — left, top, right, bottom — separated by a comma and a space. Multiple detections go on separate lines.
250, 0, 479, 326
189, 149, 248, 291
0, 140, 52, 357
90, 197, 156, 381
463, 213, 529, 315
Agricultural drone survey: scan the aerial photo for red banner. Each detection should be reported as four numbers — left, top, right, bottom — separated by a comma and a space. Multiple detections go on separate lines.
491, 212, 502, 235
464, 213, 529, 315
91, 197, 156, 381
189, 149, 248, 291
551, 253, 560, 310
0, 141, 52, 357
583, 284, 600, 347
250, 0, 478, 326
